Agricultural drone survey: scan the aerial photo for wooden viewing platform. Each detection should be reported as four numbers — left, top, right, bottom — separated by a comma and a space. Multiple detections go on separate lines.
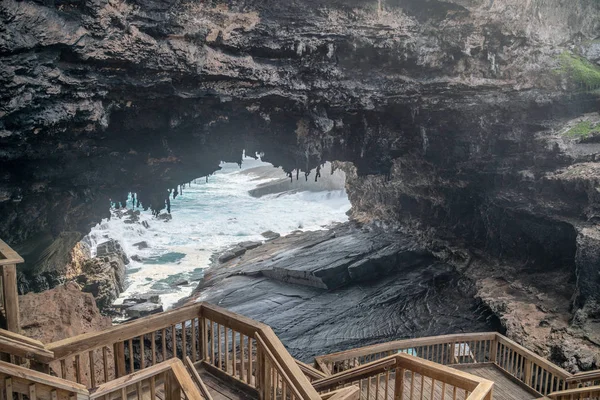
0, 240, 599, 400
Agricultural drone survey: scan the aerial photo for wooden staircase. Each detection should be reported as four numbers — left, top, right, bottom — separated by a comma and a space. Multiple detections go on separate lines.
0, 239, 598, 400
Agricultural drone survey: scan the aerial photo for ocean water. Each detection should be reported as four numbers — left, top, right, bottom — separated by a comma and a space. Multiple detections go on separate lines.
86, 157, 351, 309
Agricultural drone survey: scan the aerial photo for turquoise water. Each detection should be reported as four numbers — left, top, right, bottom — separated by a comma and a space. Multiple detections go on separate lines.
87, 157, 351, 308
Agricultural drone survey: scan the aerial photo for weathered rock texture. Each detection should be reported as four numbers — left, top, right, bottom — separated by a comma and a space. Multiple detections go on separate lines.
1, 0, 600, 369
19, 282, 113, 384
74, 239, 128, 313
191, 224, 496, 361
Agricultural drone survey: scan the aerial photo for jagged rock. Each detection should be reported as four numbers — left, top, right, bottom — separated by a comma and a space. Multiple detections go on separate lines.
76, 240, 128, 314
19, 282, 112, 382
261, 231, 281, 241
97, 240, 129, 265
131, 255, 143, 262
133, 241, 149, 250
124, 293, 161, 304
172, 280, 189, 287
237, 241, 262, 251
156, 213, 172, 222
126, 303, 164, 319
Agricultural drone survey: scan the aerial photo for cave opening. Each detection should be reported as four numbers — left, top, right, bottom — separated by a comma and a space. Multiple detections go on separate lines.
82, 155, 352, 310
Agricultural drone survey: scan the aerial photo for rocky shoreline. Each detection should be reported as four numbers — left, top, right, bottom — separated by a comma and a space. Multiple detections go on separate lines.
185, 222, 599, 370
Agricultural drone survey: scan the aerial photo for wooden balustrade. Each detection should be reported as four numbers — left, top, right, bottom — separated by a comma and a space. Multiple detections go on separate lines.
0, 359, 88, 400
47, 304, 204, 388
568, 371, 600, 388
315, 332, 577, 398
314, 333, 497, 375
548, 384, 600, 399
90, 358, 205, 400
312, 354, 493, 400
199, 303, 321, 400
493, 334, 570, 396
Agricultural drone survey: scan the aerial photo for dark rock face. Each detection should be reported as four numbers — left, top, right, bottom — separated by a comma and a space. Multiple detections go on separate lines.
192, 224, 495, 361
0, 0, 599, 364
1, 0, 598, 285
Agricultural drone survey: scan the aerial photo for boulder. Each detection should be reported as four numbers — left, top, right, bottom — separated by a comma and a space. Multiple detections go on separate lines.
126, 302, 164, 319
19, 282, 112, 384
156, 213, 172, 222
124, 293, 161, 304
261, 231, 281, 240
133, 241, 149, 250
238, 241, 262, 251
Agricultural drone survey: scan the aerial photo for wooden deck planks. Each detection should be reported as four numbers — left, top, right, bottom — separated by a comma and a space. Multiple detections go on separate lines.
454, 364, 540, 400
195, 367, 256, 400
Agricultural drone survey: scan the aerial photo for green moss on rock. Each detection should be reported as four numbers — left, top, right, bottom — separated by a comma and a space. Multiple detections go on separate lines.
565, 121, 598, 138
558, 52, 600, 91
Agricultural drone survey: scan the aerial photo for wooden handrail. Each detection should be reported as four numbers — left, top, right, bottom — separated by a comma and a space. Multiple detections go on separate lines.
315, 332, 497, 364
312, 356, 397, 391
185, 356, 213, 400
396, 353, 484, 392
255, 332, 304, 400
548, 384, 600, 399
48, 303, 202, 359
0, 360, 89, 395
296, 359, 328, 380
90, 360, 176, 398
0, 239, 24, 265
320, 386, 360, 400
202, 303, 321, 400
171, 359, 206, 400
0, 332, 54, 363
567, 369, 600, 383
466, 381, 494, 400
494, 333, 570, 379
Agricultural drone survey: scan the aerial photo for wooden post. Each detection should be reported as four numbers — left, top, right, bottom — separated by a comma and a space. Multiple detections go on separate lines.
524, 359, 533, 386
114, 342, 126, 378
490, 338, 498, 364
200, 317, 207, 362
264, 358, 272, 400
2, 264, 20, 333
394, 366, 405, 400
166, 370, 181, 400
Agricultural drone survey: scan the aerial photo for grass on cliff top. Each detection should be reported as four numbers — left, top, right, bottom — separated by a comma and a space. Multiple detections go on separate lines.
565, 120, 599, 138
557, 52, 600, 91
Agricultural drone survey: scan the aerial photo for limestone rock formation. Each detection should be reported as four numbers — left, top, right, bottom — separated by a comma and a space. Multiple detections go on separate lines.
75, 240, 128, 313
0, 0, 599, 372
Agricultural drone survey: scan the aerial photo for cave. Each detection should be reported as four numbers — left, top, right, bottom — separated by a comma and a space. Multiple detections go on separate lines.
1, 0, 600, 372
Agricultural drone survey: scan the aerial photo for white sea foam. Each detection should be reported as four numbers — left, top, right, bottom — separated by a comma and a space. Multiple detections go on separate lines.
87, 157, 351, 309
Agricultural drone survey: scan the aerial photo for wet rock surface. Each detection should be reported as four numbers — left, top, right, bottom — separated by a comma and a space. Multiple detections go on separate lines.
191, 224, 494, 361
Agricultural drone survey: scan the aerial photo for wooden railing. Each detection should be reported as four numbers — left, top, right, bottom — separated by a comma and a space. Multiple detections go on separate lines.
90, 358, 205, 400
548, 385, 600, 399
0, 359, 88, 400
494, 334, 570, 396
568, 371, 600, 388
314, 333, 497, 375
315, 332, 574, 397
199, 303, 321, 400
46, 303, 203, 388
43, 303, 322, 400
312, 354, 493, 400
0, 239, 23, 334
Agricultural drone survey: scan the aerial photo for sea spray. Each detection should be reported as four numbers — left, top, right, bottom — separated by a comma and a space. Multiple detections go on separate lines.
86, 157, 351, 310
